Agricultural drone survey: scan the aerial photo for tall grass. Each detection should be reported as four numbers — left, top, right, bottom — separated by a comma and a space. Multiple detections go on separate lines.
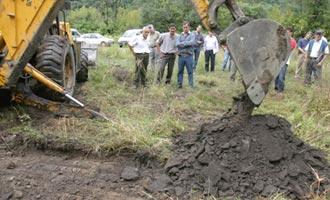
2, 45, 329, 161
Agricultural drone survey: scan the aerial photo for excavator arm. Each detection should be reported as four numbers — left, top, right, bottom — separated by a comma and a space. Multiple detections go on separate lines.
191, 0, 290, 105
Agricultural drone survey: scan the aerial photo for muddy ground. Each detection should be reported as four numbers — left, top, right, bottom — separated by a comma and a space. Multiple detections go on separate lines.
0, 97, 330, 200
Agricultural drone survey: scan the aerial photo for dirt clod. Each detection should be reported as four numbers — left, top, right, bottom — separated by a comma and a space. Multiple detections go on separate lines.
112, 66, 131, 82
163, 114, 330, 199
6, 161, 16, 170
121, 166, 140, 181
144, 174, 172, 193
2, 191, 13, 200
13, 190, 23, 199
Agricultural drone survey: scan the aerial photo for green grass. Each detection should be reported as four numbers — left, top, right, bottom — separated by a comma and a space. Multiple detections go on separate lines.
1, 45, 329, 162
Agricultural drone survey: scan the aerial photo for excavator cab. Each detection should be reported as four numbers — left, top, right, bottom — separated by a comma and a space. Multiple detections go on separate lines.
191, 0, 290, 105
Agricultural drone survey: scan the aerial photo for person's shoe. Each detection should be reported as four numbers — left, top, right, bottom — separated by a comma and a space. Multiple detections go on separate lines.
178, 85, 183, 89
276, 92, 284, 99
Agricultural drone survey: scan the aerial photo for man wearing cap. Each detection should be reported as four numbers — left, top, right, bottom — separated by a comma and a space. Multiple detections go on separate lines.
176, 21, 196, 88
147, 24, 160, 71
304, 30, 329, 85
295, 31, 312, 78
128, 27, 151, 88
156, 23, 178, 84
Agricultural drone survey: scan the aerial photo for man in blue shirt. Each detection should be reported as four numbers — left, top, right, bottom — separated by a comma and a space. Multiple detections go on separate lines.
295, 31, 312, 78
176, 21, 196, 88
193, 25, 204, 71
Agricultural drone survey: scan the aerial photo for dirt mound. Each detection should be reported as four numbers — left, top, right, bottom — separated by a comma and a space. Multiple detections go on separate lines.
112, 66, 131, 82
160, 114, 330, 199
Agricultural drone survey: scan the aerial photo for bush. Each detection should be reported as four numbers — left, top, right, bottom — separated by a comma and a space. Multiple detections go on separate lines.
68, 7, 107, 34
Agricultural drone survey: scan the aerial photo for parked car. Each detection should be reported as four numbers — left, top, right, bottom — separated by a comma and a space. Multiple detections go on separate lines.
71, 28, 81, 40
118, 29, 142, 47
76, 33, 114, 46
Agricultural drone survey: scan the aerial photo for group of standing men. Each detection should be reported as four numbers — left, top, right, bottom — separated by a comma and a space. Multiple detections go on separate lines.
128, 21, 220, 88
274, 28, 329, 96
128, 22, 329, 92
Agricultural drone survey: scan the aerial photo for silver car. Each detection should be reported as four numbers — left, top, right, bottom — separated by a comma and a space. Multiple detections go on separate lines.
77, 33, 114, 47
118, 29, 142, 47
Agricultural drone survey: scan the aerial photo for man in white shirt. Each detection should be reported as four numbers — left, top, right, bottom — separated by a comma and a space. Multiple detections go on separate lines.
129, 27, 151, 88
304, 30, 329, 85
203, 31, 219, 72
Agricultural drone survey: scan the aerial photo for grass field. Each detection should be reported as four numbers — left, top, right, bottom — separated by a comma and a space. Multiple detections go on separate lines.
2, 45, 330, 162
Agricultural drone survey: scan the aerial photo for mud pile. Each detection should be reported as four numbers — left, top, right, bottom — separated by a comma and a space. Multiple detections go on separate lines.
159, 114, 330, 199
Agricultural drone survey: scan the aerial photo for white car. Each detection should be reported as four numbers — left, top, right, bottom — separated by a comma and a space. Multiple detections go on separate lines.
118, 29, 142, 47
77, 33, 114, 47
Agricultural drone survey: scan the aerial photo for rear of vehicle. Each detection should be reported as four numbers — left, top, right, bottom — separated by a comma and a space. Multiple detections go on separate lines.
77, 33, 114, 47
118, 29, 142, 48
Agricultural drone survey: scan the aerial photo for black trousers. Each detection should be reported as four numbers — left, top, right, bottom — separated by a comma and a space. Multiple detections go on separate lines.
304, 57, 322, 85
205, 50, 215, 72
157, 53, 176, 84
134, 53, 149, 87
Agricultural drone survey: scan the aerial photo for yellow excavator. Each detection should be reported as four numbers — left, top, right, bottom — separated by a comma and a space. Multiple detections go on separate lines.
0, 0, 289, 119
0, 0, 104, 118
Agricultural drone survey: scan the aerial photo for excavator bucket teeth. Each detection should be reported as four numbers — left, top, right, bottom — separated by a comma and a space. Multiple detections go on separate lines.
227, 19, 290, 105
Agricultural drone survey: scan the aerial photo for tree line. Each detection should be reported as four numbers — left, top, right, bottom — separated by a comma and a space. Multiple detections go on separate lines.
68, 0, 330, 37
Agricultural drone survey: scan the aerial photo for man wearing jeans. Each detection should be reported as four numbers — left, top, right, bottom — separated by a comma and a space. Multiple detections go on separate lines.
304, 30, 329, 85
128, 27, 151, 88
156, 24, 178, 84
204, 31, 219, 72
193, 25, 204, 71
147, 24, 160, 71
221, 44, 231, 71
176, 21, 195, 88
275, 28, 296, 95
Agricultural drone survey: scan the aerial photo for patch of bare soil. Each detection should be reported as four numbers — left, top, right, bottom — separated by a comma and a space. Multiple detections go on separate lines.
0, 145, 168, 200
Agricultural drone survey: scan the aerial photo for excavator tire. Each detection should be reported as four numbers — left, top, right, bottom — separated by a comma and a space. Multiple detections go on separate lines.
76, 50, 89, 83
33, 35, 76, 101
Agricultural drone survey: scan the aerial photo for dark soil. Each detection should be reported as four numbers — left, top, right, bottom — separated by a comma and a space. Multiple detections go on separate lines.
158, 113, 330, 199
0, 149, 154, 200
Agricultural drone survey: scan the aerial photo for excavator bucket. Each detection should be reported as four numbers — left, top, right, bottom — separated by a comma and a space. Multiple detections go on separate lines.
227, 19, 290, 105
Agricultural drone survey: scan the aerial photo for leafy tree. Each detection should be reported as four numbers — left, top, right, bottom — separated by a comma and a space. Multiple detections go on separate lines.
68, 7, 107, 34
68, 0, 330, 37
